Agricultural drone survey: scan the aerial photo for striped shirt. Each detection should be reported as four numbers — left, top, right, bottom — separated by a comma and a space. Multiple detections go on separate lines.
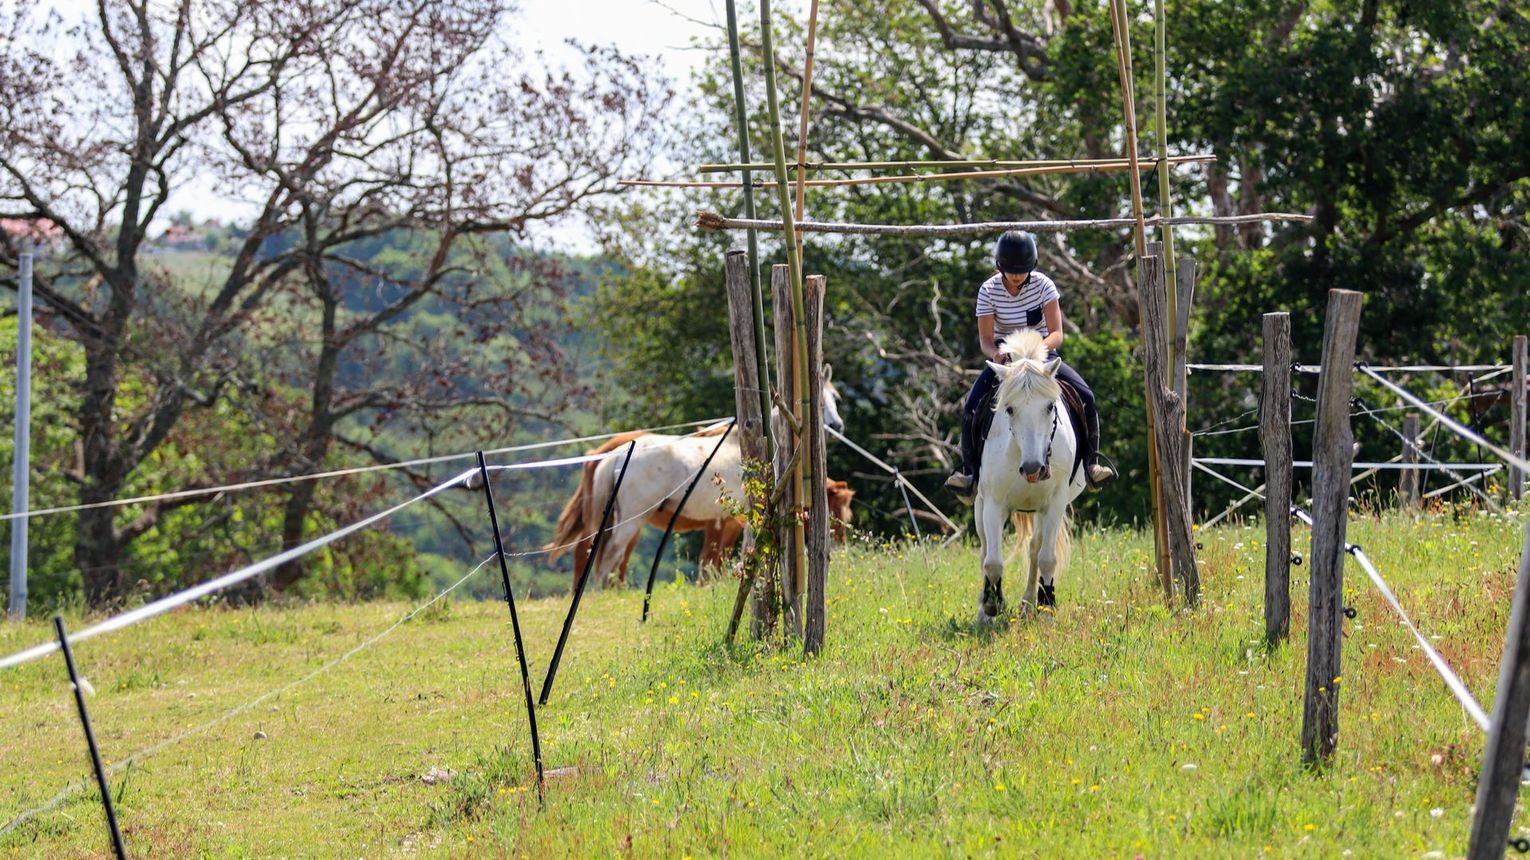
975, 271, 1061, 336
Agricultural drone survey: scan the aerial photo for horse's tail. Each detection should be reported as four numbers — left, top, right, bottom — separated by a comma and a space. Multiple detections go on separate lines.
1007, 510, 1073, 574
547, 431, 650, 580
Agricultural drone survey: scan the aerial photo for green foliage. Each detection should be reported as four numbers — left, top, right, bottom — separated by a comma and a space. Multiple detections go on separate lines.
598, 0, 1530, 528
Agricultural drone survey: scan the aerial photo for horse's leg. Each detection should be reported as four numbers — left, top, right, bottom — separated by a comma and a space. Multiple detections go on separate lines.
1035, 500, 1066, 608
976, 495, 1008, 624
1022, 516, 1042, 611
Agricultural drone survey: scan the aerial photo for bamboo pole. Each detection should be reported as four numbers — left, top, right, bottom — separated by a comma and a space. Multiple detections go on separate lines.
696, 211, 1312, 236
695, 155, 1218, 174
626, 158, 1219, 189
760, 0, 808, 636
1153, 0, 1179, 367
1109, 0, 1149, 257
789, 0, 821, 615
1110, 0, 1168, 600
724, 0, 776, 465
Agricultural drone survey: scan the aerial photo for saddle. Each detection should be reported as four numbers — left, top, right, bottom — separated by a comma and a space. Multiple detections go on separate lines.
972, 379, 1089, 486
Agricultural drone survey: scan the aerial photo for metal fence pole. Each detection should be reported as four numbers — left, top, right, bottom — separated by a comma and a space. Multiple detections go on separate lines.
9, 241, 33, 620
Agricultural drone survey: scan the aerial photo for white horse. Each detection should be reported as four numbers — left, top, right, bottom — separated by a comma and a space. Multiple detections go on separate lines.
556, 370, 845, 588
974, 330, 1085, 623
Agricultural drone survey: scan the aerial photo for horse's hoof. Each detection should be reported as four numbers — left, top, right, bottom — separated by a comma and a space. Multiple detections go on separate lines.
1038, 582, 1056, 607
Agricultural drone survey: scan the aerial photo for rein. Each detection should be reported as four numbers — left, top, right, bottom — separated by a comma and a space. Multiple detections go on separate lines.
1032, 401, 1060, 482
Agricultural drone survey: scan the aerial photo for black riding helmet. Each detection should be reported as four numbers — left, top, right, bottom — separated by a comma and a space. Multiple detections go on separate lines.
994, 230, 1037, 274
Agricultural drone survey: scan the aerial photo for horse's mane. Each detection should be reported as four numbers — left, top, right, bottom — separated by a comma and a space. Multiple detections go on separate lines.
993, 329, 1061, 406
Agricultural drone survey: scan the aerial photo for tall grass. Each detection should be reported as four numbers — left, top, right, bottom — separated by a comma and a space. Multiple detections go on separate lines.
0, 507, 1524, 857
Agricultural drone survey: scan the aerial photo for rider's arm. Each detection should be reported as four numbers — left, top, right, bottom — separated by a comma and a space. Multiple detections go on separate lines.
978, 314, 1000, 360
1041, 300, 1064, 352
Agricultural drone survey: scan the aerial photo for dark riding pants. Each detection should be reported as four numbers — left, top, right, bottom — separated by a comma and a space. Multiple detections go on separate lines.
959, 351, 1100, 477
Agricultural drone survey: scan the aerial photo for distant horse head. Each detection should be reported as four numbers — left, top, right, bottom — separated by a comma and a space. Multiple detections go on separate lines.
821, 364, 845, 433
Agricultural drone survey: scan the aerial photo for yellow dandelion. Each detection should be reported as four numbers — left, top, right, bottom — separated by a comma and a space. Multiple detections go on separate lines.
669, 695, 679, 704
1304, 823, 1315, 832
994, 782, 1006, 792
1192, 713, 1206, 721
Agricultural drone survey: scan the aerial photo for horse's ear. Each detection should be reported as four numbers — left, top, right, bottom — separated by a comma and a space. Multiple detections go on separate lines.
985, 360, 1008, 377
822, 363, 833, 383
1042, 357, 1062, 377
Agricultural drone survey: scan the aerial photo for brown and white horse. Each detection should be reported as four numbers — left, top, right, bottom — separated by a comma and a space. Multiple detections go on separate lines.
546, 379, 851, 588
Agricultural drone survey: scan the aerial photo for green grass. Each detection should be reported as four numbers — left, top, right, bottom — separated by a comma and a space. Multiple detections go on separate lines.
0, 508, 1526, 858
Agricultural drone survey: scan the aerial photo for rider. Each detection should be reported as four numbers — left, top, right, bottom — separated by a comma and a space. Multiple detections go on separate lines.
944, 230, 1116, 501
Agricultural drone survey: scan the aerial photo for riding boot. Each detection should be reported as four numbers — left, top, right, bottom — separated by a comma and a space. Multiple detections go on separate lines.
1083, 409, 1116, 491
944, 408, 978, 502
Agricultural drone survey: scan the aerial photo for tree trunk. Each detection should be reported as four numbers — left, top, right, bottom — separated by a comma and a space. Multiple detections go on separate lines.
74, 271, 135, 607
272, 287, 341, 593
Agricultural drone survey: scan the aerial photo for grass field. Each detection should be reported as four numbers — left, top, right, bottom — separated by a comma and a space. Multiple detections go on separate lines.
1, 509, 1526, 858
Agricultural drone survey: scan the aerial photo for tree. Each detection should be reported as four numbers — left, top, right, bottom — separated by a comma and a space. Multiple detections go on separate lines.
0, 0, 668, 606
598, 0, 1530, 526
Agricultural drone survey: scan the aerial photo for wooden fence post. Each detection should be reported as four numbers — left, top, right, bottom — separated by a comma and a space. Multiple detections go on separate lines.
1467, 511, 1530, 858
1260, 312, 1292, 645
1301, 289, 1363, 764
1401, 413, 1420, 511
803, 274, 829, 656
1511, 334, 1526, 501
1175, 255, 1196, 509
724, 250, 772, 642
1138, 253, 1199, 606
771, 263, 803, 637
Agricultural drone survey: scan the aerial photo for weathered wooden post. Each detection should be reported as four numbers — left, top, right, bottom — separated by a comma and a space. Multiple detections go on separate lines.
1138, 253, 1199, 606
1260, 312, 1292, 645
1174, 255, 1196, 507
1301, 289, 1363, 764
771, 263, 803, 636
1511, 334, 1526, 501
1401, 413, 1420, 511
803, 274, 829, 656
1467, 510, 1530, 858
723, 250, 772, 643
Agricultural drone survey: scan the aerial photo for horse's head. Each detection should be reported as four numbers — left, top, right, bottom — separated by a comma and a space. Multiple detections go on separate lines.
821, 363, 845, 433
988, 330, 1061, 483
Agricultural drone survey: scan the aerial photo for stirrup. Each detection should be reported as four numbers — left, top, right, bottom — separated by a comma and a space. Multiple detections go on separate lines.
944, 471, 975, 504
1085, 455, 1117, 491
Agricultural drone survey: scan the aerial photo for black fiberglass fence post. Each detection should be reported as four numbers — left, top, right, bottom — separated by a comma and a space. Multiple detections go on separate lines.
539, 440, 637, 705
53, 616, 127, 860
475, 452, 544, 800
642, 421, 737, 623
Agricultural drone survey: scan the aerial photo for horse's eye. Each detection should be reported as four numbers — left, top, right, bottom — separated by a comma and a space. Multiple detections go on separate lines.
1046, 403, 1055, 413
1005, 406, 1013, 416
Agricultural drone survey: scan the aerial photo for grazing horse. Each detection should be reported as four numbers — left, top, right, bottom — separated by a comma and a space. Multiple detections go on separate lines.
546, 374, 848, 588
973, 330, 1086, 623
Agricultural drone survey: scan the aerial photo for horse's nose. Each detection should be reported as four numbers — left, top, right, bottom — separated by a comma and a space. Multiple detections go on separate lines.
1020, 459, 1045, 478
829, 417, 844, 433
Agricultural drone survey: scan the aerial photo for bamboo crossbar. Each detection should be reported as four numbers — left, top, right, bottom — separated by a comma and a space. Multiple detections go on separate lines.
696, 211, 1314, 236
693, 155, 1217, 174
627, 157, 1219, 190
